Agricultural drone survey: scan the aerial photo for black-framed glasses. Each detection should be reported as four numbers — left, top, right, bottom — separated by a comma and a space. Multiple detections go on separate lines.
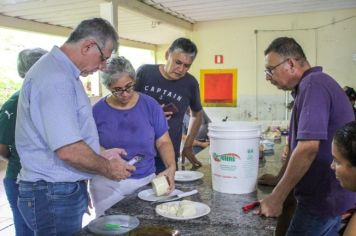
111, 83, 136, 96
264, 58, 289, 77
93, 41, 110, 62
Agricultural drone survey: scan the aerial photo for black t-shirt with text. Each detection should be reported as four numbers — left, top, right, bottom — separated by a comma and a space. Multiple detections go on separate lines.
136, 64, 202, 157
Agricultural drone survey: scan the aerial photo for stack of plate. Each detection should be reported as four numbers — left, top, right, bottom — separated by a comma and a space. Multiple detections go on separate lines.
87, 215, 139, 235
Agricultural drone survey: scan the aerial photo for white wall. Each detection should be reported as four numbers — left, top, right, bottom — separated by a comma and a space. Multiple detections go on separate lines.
187, 8, 356, 122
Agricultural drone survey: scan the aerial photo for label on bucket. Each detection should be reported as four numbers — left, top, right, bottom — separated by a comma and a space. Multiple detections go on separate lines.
212, 153, 239, 171
212, 149, 256, 178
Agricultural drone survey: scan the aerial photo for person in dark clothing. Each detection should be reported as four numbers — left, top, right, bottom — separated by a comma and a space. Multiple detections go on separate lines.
331, 121, 356, 235
136, 38, 203, 172
344, 86, 356, 118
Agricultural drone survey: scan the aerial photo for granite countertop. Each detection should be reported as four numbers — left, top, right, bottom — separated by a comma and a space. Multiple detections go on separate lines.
77, 137, 286, 236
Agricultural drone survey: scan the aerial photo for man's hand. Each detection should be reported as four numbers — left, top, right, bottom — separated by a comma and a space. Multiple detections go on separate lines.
104, 158, 135, 181
258, 174, 279, 186
255, 193, 283, 217
101, 148, 127, 160
198, 140, 210, 149
158, 166, 176, 194
281, 144, 289, 161
181, 146, 202, 167
161, 104, 173, 120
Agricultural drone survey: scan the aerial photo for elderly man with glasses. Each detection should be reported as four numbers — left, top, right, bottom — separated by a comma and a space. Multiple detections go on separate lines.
256, 37, 356, 236
15, 18, 135, 235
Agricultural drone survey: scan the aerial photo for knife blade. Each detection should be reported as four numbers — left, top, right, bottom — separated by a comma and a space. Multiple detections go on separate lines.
151, 189, 198, 204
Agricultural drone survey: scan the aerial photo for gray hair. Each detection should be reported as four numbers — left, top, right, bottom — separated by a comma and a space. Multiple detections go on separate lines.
100, 56, 135, 89
168, 37, 198, 59
264, 37, 307, 65
66, 18, 119, 52
17, 48, 48, 78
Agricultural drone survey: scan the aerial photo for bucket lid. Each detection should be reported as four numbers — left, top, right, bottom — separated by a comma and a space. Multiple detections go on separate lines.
208, 121, 261, 131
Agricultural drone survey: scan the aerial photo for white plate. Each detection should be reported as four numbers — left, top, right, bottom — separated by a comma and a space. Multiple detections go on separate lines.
138, 189, 184, 202
174, 171, 204, 182
87, 215, 139, 235
155, 201, 210, 220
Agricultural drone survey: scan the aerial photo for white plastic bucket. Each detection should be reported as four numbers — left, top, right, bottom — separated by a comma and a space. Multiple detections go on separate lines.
208, 122, 261, 194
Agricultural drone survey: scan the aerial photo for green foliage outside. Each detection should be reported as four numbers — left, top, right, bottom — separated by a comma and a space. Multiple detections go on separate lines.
0, 80, 22, 106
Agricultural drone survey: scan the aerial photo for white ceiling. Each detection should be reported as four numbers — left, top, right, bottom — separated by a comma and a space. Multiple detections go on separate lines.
1, 0, 356, 45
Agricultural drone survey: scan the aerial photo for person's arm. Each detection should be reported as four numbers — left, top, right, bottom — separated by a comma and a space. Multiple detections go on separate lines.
156, 132, 176, 192
56, 140, 135, 181
181, 134, 209, 149
181, 109, 203, 167
258, 144, 290, 186
0, 144, 10, 160
258, 140, 319, 217
344, 213, 356, 236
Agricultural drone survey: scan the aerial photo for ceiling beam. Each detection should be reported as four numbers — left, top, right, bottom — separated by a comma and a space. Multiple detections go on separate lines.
0, 14, 156, 50
0, 14, 71, 37
114, 0, 193, 31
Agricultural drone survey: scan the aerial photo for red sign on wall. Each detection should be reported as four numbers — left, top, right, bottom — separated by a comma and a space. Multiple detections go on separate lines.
214, 55, 224, 64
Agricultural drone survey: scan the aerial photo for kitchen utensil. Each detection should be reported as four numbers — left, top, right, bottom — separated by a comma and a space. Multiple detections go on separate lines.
87, 214, 139, 235
242, 201, 260, 212
138, 189, 184, 202
151, 189, 198, 204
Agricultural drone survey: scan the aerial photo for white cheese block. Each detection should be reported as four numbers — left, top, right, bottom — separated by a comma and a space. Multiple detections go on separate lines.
157, 204, 179, 215
158, 200, 197, 217
176, 200, 196, 217
152, 176, 169, 196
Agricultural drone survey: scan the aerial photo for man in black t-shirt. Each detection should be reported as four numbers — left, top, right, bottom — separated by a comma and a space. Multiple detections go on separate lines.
136, 38, 203, 173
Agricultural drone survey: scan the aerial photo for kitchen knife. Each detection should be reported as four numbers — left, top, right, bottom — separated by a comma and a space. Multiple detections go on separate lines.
151, 189, 198, 204
242, 201, 260, 212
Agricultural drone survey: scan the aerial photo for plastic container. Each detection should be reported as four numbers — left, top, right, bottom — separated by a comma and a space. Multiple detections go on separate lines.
208, 122, 261, 194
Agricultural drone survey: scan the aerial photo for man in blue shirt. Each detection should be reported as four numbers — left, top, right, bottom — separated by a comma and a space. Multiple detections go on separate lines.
257, 37, 355, 235
15, 18, 135, 235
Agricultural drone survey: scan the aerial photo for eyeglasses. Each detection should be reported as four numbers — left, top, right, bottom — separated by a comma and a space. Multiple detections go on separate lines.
264, 58, 289, 77
111, 83, 136, 96
93, 41, 110, 62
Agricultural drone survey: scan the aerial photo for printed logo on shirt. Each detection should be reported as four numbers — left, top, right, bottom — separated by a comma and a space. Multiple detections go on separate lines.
143, 85, 182, 102
4, 110, 14, 119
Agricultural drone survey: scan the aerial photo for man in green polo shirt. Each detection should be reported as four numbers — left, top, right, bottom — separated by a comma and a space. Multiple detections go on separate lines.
0, 48, 47, 236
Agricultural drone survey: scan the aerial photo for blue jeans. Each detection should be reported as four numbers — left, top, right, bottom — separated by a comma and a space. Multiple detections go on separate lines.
17, 180, 88, 236
3, 177, 34, 236
287, 205, 341, 236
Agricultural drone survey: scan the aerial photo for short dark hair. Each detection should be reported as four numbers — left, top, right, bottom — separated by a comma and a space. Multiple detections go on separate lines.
333, 121, 356, 166
264, 37, 307, 64
344, 86, 356, 102
66, 18, 119, 52
168, 37, 198, 59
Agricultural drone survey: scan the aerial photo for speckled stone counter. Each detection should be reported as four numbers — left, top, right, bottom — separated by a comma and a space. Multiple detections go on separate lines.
77, 138, 285, 236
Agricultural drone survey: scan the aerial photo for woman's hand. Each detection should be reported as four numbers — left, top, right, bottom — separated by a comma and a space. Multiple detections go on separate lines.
158, 166, 176, 194
101, 148, 127, 160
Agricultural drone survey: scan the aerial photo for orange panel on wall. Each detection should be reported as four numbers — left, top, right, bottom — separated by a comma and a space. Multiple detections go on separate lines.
204, 73, 233, 103
200, 69, 237, 107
